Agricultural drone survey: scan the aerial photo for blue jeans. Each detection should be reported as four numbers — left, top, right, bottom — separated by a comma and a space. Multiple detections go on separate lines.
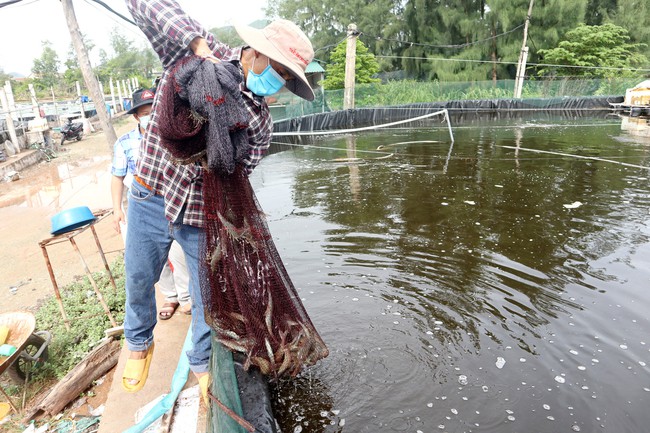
123, 180, 211, 374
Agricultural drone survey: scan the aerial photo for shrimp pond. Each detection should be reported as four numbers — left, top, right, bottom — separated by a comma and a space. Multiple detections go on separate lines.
249, 112, 650, 433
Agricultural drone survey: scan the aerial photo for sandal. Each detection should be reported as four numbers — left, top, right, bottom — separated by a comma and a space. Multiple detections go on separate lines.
158, 302, 179, 320
198, 374, 211, 406
122, 343, 155, 393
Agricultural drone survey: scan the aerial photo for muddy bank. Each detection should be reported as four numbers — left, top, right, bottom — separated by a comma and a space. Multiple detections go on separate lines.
0, 117, 135, 314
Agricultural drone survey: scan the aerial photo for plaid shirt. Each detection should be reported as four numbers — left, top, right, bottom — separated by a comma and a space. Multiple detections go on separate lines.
126, 0, 272, 227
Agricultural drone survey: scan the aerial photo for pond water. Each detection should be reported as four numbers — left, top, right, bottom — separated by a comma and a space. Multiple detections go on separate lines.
248, 112, 650, 433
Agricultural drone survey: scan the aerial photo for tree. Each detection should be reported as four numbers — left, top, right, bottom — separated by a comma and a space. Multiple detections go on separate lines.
32, 41, 60, 90
321, 38, 380, 90
63, 34, 95, 86
209, 26, 245, 47
95, 28, 161, 85
609, 0, 650, 61
538, 23, 648, 78
584, 0, 617, 25
0, 67, 12, 83
268, 0, 405, 69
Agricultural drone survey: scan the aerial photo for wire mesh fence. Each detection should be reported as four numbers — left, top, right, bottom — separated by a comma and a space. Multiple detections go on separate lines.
270, 77, 645, 121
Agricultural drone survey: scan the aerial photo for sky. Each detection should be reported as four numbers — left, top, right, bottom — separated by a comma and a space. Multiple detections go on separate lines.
0, 0, 268, 76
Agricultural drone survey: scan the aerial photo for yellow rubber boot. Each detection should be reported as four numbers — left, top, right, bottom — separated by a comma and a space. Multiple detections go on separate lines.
0, 326, 9, 345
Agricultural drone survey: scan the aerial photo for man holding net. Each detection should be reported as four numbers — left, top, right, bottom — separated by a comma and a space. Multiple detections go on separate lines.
122, 0, 327, 404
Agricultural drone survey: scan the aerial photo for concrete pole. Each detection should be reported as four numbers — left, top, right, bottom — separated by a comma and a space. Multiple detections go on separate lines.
5, 81, 24, 140
109, 77, 117, 115
514, 0, 534, 98
28, 84, 41, 119
0, 88, 20, 154
61, 0, 117, 146
76, 81, 86, 119
4, 81, 16, 110
343, 23, 358, 110
28, 84, 46, 144
116, 80, 123, 112
51, 87, 59, 120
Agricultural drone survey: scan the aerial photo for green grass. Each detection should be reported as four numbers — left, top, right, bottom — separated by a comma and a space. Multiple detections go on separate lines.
33, 255, 126, 380
0, 255, 126, 430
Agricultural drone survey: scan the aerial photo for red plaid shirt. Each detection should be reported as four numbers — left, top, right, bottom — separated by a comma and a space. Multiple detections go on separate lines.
126, 0, 272, 227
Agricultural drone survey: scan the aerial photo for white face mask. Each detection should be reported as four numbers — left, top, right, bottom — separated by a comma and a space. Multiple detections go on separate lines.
139, 115, 151, 131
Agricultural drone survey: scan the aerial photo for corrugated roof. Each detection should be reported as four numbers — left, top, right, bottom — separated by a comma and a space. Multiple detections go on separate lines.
305, 61, 325, 73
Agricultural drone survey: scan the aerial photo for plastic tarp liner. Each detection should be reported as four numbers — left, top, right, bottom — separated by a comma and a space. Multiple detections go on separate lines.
209, 334, 279, 433
273, 96, 623, 134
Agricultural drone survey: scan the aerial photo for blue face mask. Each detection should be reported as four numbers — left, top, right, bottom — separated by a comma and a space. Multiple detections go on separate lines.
246, 57, 286, 97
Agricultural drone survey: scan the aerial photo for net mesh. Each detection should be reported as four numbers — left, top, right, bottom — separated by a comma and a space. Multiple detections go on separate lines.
201, 167, 329, 377
157, 54, 329, 379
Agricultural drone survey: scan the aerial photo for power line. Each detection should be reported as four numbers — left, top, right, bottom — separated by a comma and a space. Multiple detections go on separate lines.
0, 0, 28, 8
314, 36, 349, 54
362, 23, 525, 50
375, 55, 650, 73
85, 0, 136, 25
80, 0, 148, 43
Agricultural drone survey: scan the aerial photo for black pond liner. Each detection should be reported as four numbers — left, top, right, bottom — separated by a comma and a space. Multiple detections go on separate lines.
273, 96, 623, 134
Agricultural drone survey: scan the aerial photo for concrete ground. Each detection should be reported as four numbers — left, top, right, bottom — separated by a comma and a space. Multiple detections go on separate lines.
98, 290, 206, 433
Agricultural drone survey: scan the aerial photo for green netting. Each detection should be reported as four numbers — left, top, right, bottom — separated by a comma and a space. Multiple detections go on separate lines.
270, 77, 643, 121
208, 334, 248, 433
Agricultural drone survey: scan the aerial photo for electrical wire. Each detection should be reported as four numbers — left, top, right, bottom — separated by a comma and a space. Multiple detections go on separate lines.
314, 36, 349, 54
0, 0, 27, 8
375, 55, 650, 73
85, 0, 136, 25
363, 23, 525, 50
80, 0, 148, 43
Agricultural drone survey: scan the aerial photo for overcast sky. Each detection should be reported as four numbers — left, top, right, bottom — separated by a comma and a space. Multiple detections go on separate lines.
0, 0, 268, 76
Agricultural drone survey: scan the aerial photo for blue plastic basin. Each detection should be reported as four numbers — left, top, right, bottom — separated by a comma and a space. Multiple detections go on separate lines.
50, 206, 96, 235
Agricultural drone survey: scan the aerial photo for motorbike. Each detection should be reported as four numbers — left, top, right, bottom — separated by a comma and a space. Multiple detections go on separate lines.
60, 118, 84, 145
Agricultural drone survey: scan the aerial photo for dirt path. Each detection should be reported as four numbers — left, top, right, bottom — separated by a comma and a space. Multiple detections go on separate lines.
0, 117, 135, 314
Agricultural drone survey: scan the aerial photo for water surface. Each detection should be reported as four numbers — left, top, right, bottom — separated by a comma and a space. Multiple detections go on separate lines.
249, 113, 650, 433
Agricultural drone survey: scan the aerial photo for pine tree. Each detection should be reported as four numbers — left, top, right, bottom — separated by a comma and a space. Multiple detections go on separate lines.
321, 39, 380, 90
609, 0, 650, 61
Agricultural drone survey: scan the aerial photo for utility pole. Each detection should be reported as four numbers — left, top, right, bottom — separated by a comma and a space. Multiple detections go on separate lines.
61, 0, 117, 146
344, 23, 359, 110
513, 0, 534, 99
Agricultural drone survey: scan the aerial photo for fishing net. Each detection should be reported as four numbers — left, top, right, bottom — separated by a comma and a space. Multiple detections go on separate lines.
201, 167, 329, 376
159, 55, 328, 378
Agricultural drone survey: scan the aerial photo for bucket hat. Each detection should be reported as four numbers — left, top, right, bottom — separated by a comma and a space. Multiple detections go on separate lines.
235, 20, 315, 101
127, 88, 156, 114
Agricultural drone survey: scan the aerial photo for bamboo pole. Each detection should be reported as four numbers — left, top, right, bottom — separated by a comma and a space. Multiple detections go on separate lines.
40, 244, 71, 331
68, 237, 117, 327
90, 225, 118, 293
